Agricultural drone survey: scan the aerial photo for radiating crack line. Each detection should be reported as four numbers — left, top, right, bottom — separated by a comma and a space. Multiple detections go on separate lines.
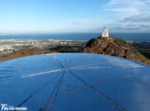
43, 54, 63, 68
70, 55, 110, 68
69, 54, 106, 68
68, 54, 89, 67
0, 68, 62, 82
16, 73, 61, 107
52, 54, 65, 68
21, 69, 62, 78
34, 55, 59, 66
66, 54, 74, 67
26, 55, 55, 67
40, 71, 65, 111
48, 71, 65, 111
65, 54, 66, 67
68, 71, 127, 111
70, 62, 105, 69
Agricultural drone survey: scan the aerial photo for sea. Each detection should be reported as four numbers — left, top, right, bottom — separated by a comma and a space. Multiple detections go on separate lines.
0, 33, 150, 41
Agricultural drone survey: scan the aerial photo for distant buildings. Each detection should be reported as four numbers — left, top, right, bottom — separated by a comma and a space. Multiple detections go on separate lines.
0, 45, 14, 51
102, 27, 109, 37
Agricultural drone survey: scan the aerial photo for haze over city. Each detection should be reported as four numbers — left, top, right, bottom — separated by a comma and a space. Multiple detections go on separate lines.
0, 0, 150, 34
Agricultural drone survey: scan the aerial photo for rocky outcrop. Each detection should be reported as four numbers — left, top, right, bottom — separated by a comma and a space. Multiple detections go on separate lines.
81, 36, 150, 65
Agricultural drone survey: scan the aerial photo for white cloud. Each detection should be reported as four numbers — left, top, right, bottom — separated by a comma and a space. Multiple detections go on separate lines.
106, 0, 146, 7
100, 0, 150, 32
104, 8, 140, 17
103, 0, 150, 17
122, 15, 150, 22
65, 19, 93, 25
62, 18, 116, 32
29, 0, 149, 33
62, 0, 150, 33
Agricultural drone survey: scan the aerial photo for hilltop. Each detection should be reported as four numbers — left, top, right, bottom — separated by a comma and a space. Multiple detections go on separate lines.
81, 36, 150, 65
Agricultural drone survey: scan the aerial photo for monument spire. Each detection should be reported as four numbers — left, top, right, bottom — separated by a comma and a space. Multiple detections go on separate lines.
102, 27, 109, 37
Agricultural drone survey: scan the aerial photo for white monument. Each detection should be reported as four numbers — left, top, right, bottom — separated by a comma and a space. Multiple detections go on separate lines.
102, 27, 109, 37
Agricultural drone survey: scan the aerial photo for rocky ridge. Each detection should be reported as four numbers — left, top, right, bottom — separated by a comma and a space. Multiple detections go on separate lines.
81, 36, 150, 65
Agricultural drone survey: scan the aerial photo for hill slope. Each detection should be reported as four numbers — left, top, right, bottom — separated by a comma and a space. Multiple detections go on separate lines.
0, 48, 56, 62
81, 36, 150, 65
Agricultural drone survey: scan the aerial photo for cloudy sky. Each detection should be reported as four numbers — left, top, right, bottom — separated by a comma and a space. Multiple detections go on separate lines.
0, 0, 150, 34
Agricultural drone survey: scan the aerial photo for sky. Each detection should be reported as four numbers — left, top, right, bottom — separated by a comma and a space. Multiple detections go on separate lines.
0, 0, 150, 34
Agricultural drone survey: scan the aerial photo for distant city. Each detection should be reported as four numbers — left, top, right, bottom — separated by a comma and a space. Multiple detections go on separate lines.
0, 39, 150, 56
0, 39, 87, 55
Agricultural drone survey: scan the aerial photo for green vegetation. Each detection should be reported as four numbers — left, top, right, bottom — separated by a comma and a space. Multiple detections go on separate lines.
49, 46, 84, 52
12, 45, 34, 50
138, 50, 150, 59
